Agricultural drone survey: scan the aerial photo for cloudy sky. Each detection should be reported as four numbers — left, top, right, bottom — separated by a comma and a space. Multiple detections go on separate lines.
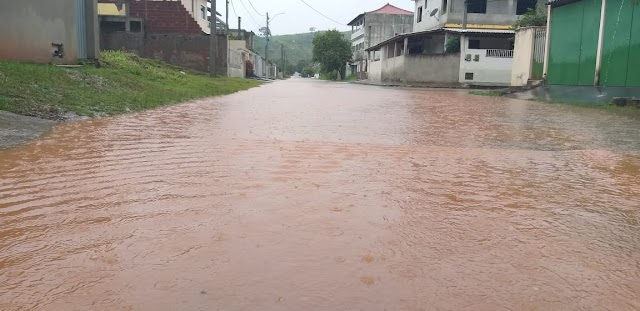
216, 0, 415, 35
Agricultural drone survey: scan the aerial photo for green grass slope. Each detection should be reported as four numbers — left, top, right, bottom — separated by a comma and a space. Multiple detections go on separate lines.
0, 51, 261, 120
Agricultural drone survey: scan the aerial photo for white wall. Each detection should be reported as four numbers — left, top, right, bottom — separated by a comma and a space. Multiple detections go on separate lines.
511, 27, 535, 86
459, 49, 513, 85
414, 0, 444, 32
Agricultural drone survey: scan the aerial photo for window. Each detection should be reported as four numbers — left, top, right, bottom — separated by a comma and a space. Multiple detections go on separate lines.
442, 0, 448, 13
465, 73, 474, 80
468, 39, 481, 49
200, 5, 206, 20
467, 0, 487, 13
417, 6, 423, 23
516, 0, 537, 15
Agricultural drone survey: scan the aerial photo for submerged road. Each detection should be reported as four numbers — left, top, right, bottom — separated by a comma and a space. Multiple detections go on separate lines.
1, 78, 639, 310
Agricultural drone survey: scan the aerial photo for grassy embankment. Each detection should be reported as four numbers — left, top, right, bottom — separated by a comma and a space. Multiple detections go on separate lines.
0, 51, 261, 120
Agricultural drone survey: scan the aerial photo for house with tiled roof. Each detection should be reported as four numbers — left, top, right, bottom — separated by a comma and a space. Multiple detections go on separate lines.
346, 3, 414, 79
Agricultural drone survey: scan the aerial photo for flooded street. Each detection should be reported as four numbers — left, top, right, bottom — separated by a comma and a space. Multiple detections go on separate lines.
1, 78, 640, 310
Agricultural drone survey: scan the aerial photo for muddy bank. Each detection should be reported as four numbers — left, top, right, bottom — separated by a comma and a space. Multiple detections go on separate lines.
0, 111, 55, 149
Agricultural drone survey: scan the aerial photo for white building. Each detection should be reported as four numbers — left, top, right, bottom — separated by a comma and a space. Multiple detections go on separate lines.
366, 0, 544, 86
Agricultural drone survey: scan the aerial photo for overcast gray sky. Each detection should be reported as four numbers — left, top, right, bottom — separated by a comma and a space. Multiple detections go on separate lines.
217, 0, 414, 35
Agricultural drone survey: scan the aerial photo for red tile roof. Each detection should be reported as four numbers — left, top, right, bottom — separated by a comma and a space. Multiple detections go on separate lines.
368, 3, 413, 15
348, 3, 413, 25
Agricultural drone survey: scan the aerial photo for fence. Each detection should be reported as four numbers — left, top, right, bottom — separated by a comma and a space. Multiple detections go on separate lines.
486, 49, 514, 58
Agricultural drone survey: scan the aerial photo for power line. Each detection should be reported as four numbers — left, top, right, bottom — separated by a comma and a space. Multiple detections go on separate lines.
237, 0, 263, 28
230, 0, 238, 18
297, 0, 347, 26
245, 0, 265, 17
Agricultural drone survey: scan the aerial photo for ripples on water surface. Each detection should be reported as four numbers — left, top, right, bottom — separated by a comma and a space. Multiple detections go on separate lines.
1, 79, 639, 310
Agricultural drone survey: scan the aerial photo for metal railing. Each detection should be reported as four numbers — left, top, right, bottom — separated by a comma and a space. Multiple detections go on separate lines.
486, 49, 514, 58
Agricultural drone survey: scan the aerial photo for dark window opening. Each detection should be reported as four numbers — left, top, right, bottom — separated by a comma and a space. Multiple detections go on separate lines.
467, 0, 487, 14
516, 0, 537, 15
130, 21, 142, 32
417, 6, 423, 23
442, 0, 448, 13
465, 72, 474, 80
468, 39, 481, 49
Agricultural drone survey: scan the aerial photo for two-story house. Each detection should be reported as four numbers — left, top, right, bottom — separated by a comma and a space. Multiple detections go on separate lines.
346, 4, 413, 79
365, 0, 544, 86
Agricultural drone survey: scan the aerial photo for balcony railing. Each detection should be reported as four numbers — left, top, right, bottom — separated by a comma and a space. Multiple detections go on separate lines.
486, 49, 513, 58
351, 28, 364, 41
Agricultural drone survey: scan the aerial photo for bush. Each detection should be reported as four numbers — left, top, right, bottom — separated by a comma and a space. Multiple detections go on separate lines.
514, 5, 547, 28
445, 35, 460, 54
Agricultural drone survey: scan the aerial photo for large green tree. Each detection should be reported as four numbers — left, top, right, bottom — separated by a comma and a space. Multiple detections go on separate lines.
312, 30, 352, 80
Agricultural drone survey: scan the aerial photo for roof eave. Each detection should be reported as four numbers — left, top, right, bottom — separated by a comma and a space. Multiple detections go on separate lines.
347, 13, 365, 26
546, 0, 583, 7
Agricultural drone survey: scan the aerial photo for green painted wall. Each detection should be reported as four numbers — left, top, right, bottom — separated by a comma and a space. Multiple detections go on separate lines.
548, 0, 640, 87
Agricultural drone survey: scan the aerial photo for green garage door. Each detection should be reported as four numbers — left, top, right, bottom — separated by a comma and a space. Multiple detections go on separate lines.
547, 0, 602, 85
624, 2, 640, 87
600, 0, 637, 86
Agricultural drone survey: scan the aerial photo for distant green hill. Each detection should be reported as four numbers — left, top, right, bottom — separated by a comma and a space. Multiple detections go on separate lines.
253, 31, 350, 73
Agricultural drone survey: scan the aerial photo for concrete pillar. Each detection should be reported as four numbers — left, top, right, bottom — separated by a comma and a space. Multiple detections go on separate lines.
543, 5, 552, 81
85, 0, 100, 60
594, 0, 607, 86
403, 37, 409, 55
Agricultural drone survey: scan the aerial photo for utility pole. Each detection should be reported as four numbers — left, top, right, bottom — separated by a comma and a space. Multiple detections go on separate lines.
461, 0, 468, 65
226, 0, 230, 76
237, 17, 242, 38
281, 44, 284, 77
209, 0, 217, 77
265, 12, 270, 79
462, 0, 468, 30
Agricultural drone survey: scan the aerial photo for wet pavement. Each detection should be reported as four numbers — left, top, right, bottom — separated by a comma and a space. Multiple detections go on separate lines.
1, 78, 640, 310
0, 112, 54, 150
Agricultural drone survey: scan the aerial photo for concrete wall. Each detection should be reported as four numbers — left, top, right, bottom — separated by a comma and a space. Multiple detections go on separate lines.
414, 0, 546, 31
228, 40, 247, 78
372, 52, 460, 84
405, 54, 460, 83
0, 0, 99, 64
369, 60, 382, 82
101, 32, 227, 74
511, 27, 536, 86
460, 42, 513, 86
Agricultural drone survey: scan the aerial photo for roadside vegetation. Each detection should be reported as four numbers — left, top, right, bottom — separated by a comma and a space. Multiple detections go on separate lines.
312, 30, 352, 80
0, 51, 261, 120
514, 4, 547, 28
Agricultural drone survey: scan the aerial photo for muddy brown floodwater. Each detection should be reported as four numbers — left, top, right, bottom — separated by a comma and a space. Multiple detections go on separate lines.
1, 79, 640, 310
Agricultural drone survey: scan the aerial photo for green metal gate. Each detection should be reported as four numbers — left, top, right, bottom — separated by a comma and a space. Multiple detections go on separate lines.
547, 0, 640, 87
600, 0, 640, 87
547, 0, 601, 85
76, 0, 87, 59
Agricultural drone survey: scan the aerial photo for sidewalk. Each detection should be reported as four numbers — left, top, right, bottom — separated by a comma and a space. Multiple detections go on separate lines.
0, 111, 55, 149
